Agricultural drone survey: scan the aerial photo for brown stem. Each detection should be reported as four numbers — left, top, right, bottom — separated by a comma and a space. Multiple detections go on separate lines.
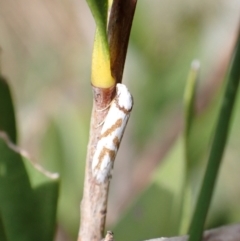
108, 0, 137, 83
78, 86, 115, 241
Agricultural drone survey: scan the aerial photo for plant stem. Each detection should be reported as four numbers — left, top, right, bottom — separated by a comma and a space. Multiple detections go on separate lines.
108, 0, 137, 83
79, 86, 115, 241
79, 1, 137, 240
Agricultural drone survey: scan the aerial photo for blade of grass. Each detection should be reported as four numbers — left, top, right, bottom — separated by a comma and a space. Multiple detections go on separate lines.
183, 60, 200, 169
180, 60, 200, 234
188, 26, 240, 241
85, 0, 108, 47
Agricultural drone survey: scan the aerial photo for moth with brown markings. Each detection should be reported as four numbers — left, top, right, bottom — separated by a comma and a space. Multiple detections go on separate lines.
92, 83, 133, 184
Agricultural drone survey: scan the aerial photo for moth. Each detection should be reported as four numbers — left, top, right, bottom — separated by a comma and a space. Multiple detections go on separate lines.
92, 83, 133, 184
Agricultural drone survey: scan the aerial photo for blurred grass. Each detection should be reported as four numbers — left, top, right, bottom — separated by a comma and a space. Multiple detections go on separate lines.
189, 29, 240, 241
0, 0, 240, 240
0, 134, 59, 241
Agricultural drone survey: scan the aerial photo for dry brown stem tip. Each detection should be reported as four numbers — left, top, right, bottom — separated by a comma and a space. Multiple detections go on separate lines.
103, 231, 114, 241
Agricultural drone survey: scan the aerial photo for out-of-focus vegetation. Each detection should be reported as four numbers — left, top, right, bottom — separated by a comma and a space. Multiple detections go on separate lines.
0, 0, 239, 240
0, 70, 59, 241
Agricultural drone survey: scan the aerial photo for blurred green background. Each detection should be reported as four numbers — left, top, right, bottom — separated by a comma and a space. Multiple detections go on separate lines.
0, 0, 240, 240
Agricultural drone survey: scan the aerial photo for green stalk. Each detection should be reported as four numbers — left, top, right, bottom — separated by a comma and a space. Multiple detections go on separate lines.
188, 26, 240, 241
183, 60, 200, 169
180, 60, 200, 234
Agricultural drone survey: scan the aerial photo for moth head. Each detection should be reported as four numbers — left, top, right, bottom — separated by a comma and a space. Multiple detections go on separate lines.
116, 83, 133, 111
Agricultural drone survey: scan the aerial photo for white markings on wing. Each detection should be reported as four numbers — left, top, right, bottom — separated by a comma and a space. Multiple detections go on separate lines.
92, 83, 133, 184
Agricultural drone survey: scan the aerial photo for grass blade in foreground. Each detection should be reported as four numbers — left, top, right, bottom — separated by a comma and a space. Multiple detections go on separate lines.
188, 27, 240, 241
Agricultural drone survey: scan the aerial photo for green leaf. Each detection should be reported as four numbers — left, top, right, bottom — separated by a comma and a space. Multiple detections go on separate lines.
179, 60, 200, 233
183, 60, 200, 168
0, 76, 17, 143
86, 0, 108, 49
189, 27, 240, 241
0, 134, 59, 241
0, 215, 7, 241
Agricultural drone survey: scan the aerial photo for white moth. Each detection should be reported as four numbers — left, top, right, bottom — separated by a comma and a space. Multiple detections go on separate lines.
92, 83, 133, 184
